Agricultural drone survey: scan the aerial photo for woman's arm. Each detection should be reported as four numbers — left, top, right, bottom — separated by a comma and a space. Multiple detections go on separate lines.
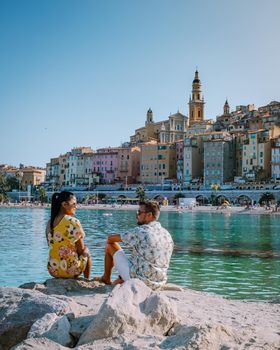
75, 238, 88, 256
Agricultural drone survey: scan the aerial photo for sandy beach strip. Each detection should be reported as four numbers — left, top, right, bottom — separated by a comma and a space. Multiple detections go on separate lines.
0, 202, 279, 215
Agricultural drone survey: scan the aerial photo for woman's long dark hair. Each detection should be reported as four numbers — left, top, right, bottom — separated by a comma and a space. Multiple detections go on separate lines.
50, 191, 74, 232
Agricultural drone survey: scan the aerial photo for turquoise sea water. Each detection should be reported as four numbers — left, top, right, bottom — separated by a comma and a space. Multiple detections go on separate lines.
0, 207, 279, 300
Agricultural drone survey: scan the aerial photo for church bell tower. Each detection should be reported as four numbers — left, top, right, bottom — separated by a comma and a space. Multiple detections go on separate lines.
188, 70, 205, 126
223, 100, 230, 115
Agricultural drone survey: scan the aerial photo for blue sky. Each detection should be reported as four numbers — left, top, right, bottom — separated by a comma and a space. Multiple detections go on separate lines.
0, 0, 279, 167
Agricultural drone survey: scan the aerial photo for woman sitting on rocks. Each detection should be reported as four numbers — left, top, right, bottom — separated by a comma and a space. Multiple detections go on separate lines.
46, 191, 92, 279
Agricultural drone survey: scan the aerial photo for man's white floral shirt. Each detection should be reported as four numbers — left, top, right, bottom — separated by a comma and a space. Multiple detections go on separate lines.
121, 221, 174, 289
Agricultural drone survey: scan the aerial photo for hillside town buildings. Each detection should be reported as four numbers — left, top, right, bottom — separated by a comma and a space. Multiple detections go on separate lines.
3, 71, 280, 191
39, 71, 280, 189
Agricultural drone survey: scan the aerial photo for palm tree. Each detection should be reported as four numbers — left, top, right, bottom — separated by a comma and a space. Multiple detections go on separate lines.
211, 183, 220, 192
210, 183, 220, 206
136, 186, 146, 202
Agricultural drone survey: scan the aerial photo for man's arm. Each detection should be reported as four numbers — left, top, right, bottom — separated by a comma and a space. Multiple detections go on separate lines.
107, 234, 122, 244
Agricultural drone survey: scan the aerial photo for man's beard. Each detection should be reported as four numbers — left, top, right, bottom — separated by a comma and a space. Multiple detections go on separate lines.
137, 221, 144, 226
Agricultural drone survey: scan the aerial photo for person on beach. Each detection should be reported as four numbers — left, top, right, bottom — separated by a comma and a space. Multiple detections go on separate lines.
94, 200, 174, 290
46, 191, 92, 279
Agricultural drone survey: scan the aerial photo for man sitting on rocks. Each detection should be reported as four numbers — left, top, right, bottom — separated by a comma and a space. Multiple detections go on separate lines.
94, 200, 174, 290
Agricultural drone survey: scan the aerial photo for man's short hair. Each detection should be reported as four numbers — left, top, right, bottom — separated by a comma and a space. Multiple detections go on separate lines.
139, 200, 160, 220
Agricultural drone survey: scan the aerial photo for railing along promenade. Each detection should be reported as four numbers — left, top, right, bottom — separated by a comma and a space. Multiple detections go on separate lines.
6, 188, 280, 203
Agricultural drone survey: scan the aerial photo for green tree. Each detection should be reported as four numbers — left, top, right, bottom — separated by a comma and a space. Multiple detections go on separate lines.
38, 187, 47, 203
0, 192, 7, 203
259, 192, 275, 206
0, 174, 8, 195
136, 186, 146, 202
209, 194, 218, 206
6, 176, 19, 191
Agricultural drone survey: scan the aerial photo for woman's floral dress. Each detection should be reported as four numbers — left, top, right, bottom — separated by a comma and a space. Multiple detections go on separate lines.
47, 215, 88, 278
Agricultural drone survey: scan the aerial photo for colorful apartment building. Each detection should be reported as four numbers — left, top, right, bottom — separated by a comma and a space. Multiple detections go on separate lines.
203, 136, 235, 186
183, 135, 204, 183
46, 157, 60, 190
140, 141, 176, 184
66, 147, 94, 187
241, 126, 280, 181
115, 146, 140, 185
92, 148, 119, 184
271, 137, 280, 180
176, 140, 184, 183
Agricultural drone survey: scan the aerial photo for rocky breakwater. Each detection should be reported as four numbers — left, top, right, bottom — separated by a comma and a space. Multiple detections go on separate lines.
0, 278, 279, 350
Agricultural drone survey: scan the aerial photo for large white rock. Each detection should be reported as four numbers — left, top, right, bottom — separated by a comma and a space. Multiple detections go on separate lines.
76, 334, 164, 349
162, 323, 242, 349
69, 315, 96, 340
11, 337, 68, 350
27, 313, 59, 338
78, 279, 177, 345
27, 313, 73, 347
0, 287, 73, 350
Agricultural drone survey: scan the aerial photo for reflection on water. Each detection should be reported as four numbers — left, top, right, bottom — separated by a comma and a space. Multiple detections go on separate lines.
0, 208, 279, 300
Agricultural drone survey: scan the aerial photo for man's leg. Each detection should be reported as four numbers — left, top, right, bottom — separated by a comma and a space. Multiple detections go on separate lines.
94, 242, 122, 284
